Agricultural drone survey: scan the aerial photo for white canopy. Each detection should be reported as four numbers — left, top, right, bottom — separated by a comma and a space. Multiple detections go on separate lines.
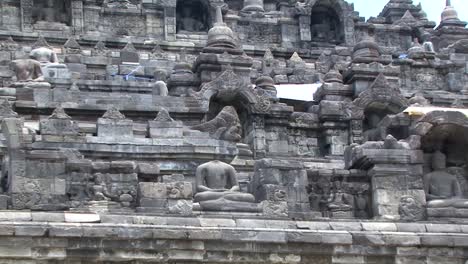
275, 83, 322, 101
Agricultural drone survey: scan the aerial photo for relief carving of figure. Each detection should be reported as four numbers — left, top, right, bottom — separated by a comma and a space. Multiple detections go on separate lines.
327, 180, 354, 212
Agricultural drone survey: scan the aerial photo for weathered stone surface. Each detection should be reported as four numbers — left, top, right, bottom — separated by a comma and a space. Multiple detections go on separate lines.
0, 1, 467, 262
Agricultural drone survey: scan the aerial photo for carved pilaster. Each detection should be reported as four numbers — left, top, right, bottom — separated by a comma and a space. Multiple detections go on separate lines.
20, 0, 33, 32
250, 115, 266, 159
71, 0, 84, 34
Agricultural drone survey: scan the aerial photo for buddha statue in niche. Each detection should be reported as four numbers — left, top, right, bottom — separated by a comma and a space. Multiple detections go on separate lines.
33, 0, 68, 25
176, 5, 206, 32
424, 151, 468, 208
194, 160, 260, 212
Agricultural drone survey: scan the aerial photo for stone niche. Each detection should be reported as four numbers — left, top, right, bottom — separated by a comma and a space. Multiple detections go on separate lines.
310, 2, 344, 45
176, 0, 211, 33
32, 0, 71, 27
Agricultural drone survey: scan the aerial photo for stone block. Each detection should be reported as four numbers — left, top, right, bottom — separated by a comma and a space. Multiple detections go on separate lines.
139, 198, 168, 208
15, 225, 47, 236
330, 222, 363, 231
139, 182, 167, 199
0, 195, 8, 209
199, 218, 236, 227
351, 231, 386, 246
119, 64, 145, 76
120, 51, 139, 63
420, 234, 454, 247
0, 246, 32, 258
361, 222, 397, 232
320, 231, 353, 244
0, 225, 14, 235
137, 162, 160, 177
425, 224, 461, 233
287, 231, 322, 243
64, 213, 100, 223
296, 221, 331, 230
97, 118, 133, 139
396, 223, 426, 233
31, 212, 65, 222
0, 211, 32, 221
49, 225, 83, 237
40, 119, 79, 136
381, 232, 421, 246
110, 161, 137, 173
149, 120, 184, 138
162, 174, 185, 182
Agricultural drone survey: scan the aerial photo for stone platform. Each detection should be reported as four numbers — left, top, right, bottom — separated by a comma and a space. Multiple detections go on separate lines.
0, 211, 467, 263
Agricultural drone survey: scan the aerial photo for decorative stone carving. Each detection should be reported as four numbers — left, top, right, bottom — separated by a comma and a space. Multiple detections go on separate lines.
105, 0, 137, 9
0, 36, 19, 51
194, 160, 260, 212
191, 106, 242, 142
93, 41, 108, 56
327, 180, 354, 218
399, 195, 425, 221
63, 37, 81, 54
97, 107, 133, 140
195, 66, 247, 101
255, 76, 278, 102
0, 99, 18, 120
149, 109, 184, 139
40, 107, 80, 137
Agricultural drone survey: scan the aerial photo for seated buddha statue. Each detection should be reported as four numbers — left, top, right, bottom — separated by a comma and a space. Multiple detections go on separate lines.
10, 59, 45, 82
194, 160, 260, 212
30, 46, 59, 65
424, 151, 468, 208
30, 44, 69, 79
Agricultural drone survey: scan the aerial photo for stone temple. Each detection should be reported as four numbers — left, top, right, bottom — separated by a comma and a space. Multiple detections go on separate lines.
0, 0, 467, 263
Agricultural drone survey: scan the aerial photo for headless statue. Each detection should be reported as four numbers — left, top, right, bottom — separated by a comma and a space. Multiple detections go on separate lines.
10, 59, 45, 82
194, 160, 259, 212
424, 151, 468, 208
30, 47, 59, 65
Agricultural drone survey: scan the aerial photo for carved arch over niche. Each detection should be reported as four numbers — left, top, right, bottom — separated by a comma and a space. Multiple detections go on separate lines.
195, 67, 272, 115
346, 74, 408, 142
413, 111, 468, 190
310, 0, 344, 44
348, 73, 408, 120
296, 0, 356, 46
